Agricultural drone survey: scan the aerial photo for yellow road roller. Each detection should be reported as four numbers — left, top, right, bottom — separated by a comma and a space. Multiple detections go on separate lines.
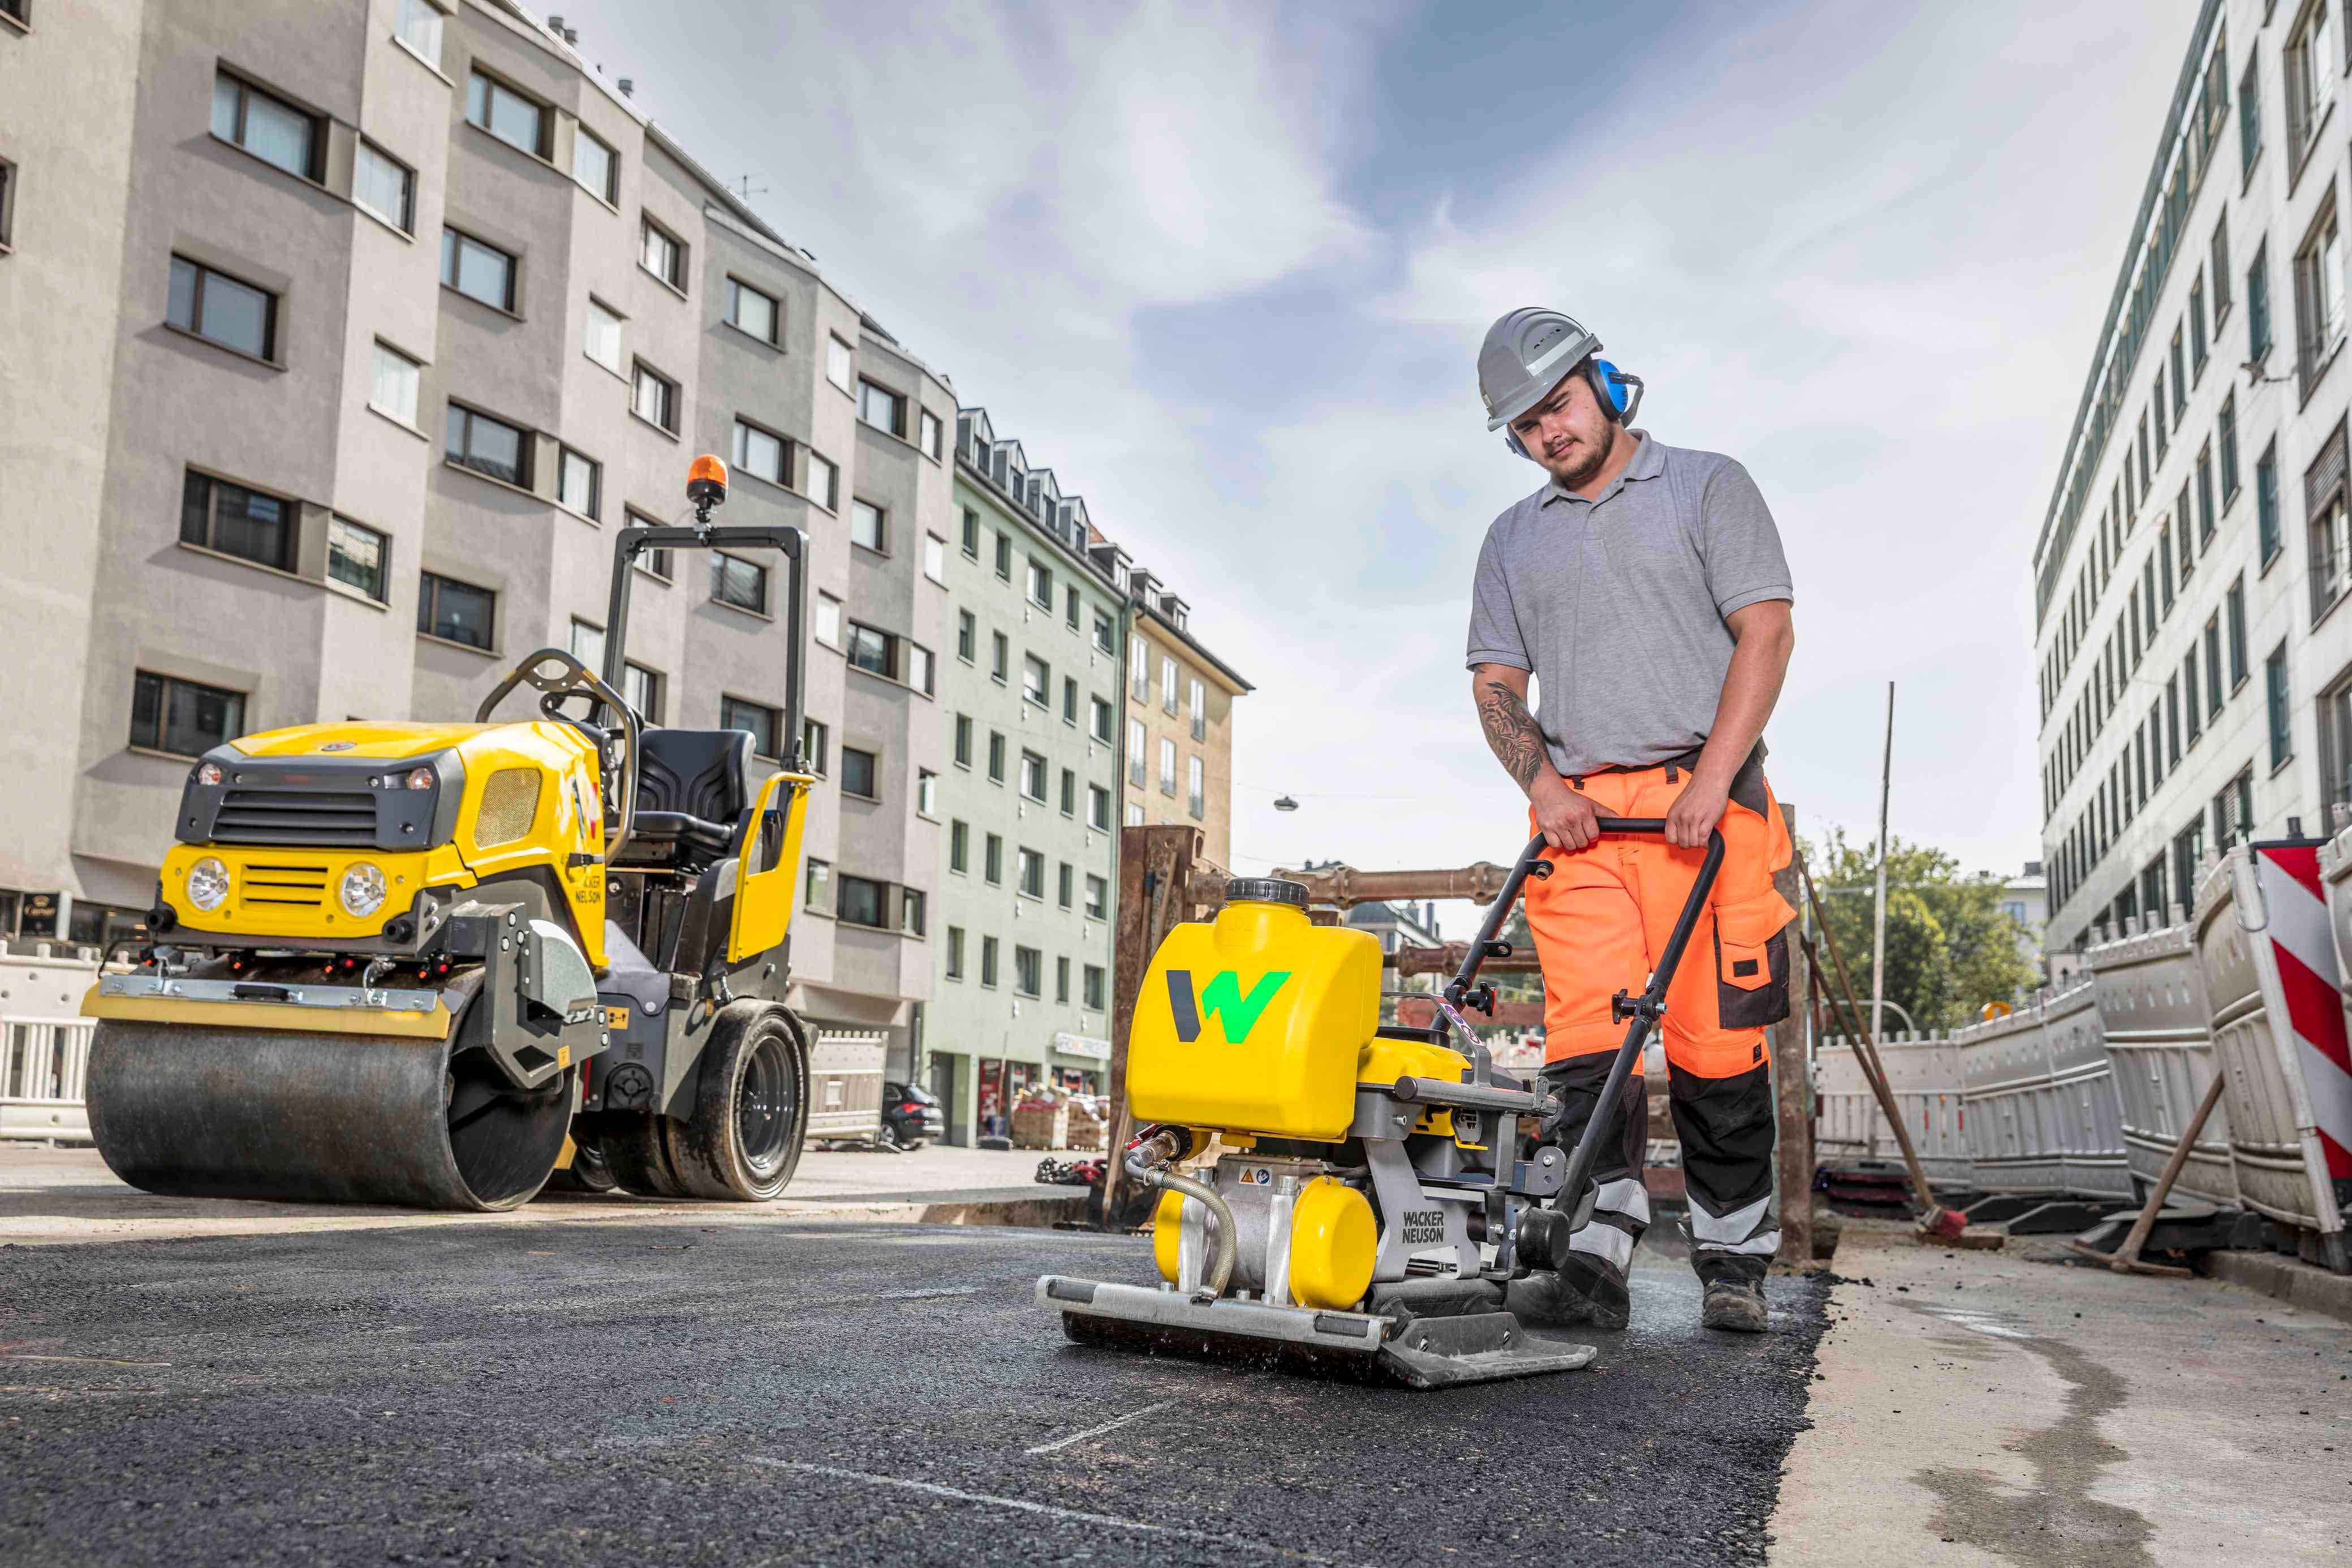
84, 456, 820, 1211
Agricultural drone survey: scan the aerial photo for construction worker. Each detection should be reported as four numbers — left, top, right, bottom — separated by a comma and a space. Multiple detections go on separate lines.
1464, 307, 1797, 1333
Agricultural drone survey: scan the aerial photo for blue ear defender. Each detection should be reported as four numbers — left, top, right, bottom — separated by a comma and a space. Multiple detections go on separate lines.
1502, 356, 1645, 456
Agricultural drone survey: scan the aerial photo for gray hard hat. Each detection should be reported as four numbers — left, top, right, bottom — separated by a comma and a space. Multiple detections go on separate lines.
1478, 307, 1601, 430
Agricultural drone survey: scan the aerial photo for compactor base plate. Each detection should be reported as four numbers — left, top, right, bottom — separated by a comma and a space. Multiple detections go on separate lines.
1035, 1276, 1595, 1389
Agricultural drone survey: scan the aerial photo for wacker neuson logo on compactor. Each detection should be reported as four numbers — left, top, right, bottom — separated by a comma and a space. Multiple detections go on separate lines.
1165, 971, 1290, 1043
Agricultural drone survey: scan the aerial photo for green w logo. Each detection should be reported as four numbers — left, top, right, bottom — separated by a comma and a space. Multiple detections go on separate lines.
1165, 970, 1290, 1044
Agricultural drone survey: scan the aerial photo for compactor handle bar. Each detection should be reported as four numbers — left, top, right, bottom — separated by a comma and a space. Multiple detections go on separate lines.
476, 648, 643, 864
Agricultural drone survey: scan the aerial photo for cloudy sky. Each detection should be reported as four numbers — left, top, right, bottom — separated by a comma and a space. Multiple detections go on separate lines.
558, 0, 2200, 927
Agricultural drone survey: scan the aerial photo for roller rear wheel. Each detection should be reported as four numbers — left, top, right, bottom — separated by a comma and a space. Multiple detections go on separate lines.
669, 1002, 809, 1200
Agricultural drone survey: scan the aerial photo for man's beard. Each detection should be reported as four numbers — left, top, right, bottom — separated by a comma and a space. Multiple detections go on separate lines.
1545, 425, 1617, 491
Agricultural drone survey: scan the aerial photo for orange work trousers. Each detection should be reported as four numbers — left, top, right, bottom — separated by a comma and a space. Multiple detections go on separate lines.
1523, 756, 1795, 1077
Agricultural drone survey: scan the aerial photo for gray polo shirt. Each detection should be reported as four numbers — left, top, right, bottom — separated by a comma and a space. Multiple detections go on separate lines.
1464, 433, 1792, 776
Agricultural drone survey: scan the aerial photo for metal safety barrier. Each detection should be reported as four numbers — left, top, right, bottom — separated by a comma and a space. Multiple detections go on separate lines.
1814, 1030, 1970, 1183
0, 948, 100, 1143
807, 1029, 887, 1143
2084, 916, 2238, 1207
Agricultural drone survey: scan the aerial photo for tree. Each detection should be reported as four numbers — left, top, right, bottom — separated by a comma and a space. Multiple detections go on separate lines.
1803, 828, 2040, 1034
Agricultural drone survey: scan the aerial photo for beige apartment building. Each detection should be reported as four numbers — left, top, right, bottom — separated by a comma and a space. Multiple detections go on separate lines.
0, 0, 949, 1066
1111, 566, 1251, 873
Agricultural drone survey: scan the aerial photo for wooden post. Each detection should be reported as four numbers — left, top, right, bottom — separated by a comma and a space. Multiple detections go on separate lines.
1771, 804, 1813, 1270
1101, 824, 1204, 1224
2105, 1070, 2228, 1276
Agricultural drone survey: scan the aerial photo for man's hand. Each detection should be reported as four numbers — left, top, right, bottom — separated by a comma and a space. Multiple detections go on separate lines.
1664, 773, 1729, 848
1531, 772, 1600, 851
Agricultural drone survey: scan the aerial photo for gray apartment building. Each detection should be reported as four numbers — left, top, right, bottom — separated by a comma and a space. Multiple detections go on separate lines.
925, 408, 1128, 1143
0, 0, 948, 1068
2034, 0, 2352, 954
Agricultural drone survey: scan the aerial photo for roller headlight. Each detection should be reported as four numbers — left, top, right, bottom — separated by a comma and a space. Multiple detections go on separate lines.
340, 862, 388, 917
195, 762, 223, 787
186, 857, 231, 912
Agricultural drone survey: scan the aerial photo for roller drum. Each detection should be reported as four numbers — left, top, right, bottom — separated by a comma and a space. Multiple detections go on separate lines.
87, 1013, 572, 1212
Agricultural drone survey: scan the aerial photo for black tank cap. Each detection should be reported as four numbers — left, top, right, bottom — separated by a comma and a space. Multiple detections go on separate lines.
1225, 877, 1308, 908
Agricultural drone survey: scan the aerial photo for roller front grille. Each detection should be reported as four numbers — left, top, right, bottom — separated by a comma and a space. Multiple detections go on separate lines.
212, 788, 382, 847
239, 861, 332, 907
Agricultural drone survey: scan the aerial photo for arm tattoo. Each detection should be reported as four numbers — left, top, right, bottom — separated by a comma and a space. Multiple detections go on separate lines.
1476, 678, 1550, 792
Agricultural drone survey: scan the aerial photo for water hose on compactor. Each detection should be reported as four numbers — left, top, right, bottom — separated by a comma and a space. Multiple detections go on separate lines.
1126, 1126, 1235, 1302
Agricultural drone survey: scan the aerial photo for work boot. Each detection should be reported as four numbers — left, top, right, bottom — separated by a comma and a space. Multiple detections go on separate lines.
1511, 1253, 1630, 1330
1694, 1255, 1769, 1333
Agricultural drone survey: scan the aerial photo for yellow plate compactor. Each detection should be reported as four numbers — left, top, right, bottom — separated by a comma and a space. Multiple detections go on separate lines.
84, 457, 823, 1211
1038, 821, 1722, 1387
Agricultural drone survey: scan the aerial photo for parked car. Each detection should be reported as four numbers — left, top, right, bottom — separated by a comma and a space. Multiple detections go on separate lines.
881, 1081, 945, 1151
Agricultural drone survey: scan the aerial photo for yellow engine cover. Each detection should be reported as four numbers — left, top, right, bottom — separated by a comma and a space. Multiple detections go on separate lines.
1127, 895, 1382, 1140
1287, 1177, 1375, 1310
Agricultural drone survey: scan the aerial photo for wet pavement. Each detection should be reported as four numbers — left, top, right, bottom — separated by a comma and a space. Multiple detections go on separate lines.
1, 1220, 1827, 1567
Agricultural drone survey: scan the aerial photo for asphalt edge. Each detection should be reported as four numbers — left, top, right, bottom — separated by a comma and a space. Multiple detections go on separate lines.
2204, 1248, 2352, 1325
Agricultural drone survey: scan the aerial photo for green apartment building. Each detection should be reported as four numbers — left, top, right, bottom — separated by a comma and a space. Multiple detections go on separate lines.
926, 407, 1129, 1143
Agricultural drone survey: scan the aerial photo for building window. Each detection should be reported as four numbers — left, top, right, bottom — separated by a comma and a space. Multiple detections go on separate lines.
956, 610, 976, 663
816, 592, 842, 648
949, 820, 969, 873
1020, 750, 1047, 802
961, 508, 980, 558
2269, 640, 2293, 769
802, 718, 828, 774
991, 631, 1009, 683
980, 935, 1000, 988
726, 277, 778, 344
945, 927, 964, 980
1126, 802, 1145, 827
2168, 327, 2186, 424
355, 141, 416, 233
2239, 46, 2264, 178
0, 158, 12, 250
1059, 768, 1076, 815
565, 123, 618, 202
1018, 849, 1045, 901
1158, 737, 1177, 795
2309, 421, 2350, 619
917, 769, 937, 819
2287, 0, 2337, 169
328, 517, 387, 601
1161, 656, 1179, 716
924, 533, 947, 585
1062, 677, 1078, 725
2190, 275, 2208, 378
987, 731, 1006, 785
583, 298, 624, 375
417, 571, 494, 650
2249, 239, 2273, 363
466, 70, 549, 158
445, 402, 530, 488
2256, 438, 2282, 565
825, 336, 854, 394
2204, 616, 2224, 717
846, 621, 898, 681
570, 618, 606, 674
180, 469, 294, 571
1093, 610, 1115, 654
1028, 559, 1053, 608
710, 551, 768, 613
837, 875, 887, 929
984, 834, 1003, 886
2227, 574, 2248, 686
441, 228, 516, 312
2296, 199, 2344, 397
1066, 586, 1081, 630
805, 859, 833, 914
1089, 783, 1112, 832
2184, 647, 2202, 744
2195, 445, 2216, 542
805, 451, 839, 510
640, 221, 686, 293
919, 408, 942, 459
1127, 717, 1146, 785
212, 71, 324, 182
907, 643, 934, 695
2215, 769, 2256, 851
953, 714, 972, 768
1013, 945, 1043, 1000
857, 378, 907, 437
1091, 695, 1114, 744
623, 662, 663, 725
1188, 755, 1205, 819
369, 341, 421, 426
1056, 955, 1071, 1002
850, 499, 886, 553
558, 446, 600, 519
1085, 875, 1109, 921
131, 671, 245, 757
1084, 963, 1107, 1011
721, 696, 782, 759
2219, 394, 2239, 504
2172, 818, 2207, 915
841, 746, 878, 801
1131, 635, 1149, 700
1190, 677, 1207, 740
631, 360, 678, 432
901, 888, 927, 937
394, 0, 444, 67
1023, 654, 1049, 707
167, 256, 276, 360
994, 532, 1013, 581
732, 418, 790, 486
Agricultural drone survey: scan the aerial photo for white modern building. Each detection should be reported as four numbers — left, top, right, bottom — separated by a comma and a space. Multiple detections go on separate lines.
2035, 0, 2352, 955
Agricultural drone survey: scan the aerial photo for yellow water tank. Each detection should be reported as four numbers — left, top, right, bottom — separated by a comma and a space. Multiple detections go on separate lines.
1127, 878, 1382, 1140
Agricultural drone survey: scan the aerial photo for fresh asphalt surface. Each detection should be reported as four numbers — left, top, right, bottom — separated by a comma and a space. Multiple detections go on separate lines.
1, 1213, 1827, 1567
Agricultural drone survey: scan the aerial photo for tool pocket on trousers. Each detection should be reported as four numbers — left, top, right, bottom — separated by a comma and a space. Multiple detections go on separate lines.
1713, 893, 1790, 1029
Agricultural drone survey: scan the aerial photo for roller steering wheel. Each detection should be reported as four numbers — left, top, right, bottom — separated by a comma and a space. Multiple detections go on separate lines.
475, 648, 641, 863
